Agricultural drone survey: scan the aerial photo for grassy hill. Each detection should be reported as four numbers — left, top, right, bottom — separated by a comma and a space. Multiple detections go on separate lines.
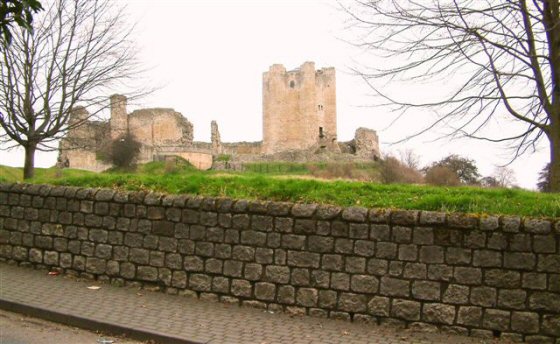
0, 165, 22, 183
0, 165, 96, 183
242, 161, 381, 181
1, 161, 558, 218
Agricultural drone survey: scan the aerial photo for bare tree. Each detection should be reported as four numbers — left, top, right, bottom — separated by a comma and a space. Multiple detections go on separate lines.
398, 148, 421, 170
493, 166, 517, 188
343, 1, 560, 191
0, 0, 141, 179
486, 166, 517, 188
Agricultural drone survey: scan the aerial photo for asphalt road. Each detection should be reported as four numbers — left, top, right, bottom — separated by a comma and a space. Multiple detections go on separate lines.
0, 309, 145, 344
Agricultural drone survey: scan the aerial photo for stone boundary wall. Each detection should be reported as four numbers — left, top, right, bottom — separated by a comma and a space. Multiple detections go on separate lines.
0, 183, 559, 343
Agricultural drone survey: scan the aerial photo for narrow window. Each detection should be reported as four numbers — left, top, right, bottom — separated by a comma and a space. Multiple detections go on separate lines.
319, 127, 324, 138
289, 80, 295, 88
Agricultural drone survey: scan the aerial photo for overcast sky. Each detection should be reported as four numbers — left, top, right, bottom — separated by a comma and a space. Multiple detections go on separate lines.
2, 0, 549, 189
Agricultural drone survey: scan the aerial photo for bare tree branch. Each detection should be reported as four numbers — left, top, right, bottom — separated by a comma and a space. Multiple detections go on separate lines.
343, 0, 560, 190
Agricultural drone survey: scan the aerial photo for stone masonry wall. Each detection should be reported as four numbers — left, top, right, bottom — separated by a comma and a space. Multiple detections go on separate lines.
0, 183, 559, 343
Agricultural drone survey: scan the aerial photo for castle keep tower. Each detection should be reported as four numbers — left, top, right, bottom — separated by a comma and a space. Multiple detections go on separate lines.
110, 94, 128, 140
262, 62, 338, 155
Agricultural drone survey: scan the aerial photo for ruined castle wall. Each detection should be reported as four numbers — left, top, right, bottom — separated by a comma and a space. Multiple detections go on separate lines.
59, 61, 380, 173
110, 95, 128, 140
135, 142, 213, 171
128, 109, 194, 147
336, 129, 381, 161
125, 108, 197, 166
315, 67, 337, 143
136, 145, 155, 165
173, 152, 213, 170
64, 150, 111, 172
190, 142, 212, 151
221, 142, 263, 156
59, 107, 111, 172
354, 128, 380, 160
1, 184, 559, 342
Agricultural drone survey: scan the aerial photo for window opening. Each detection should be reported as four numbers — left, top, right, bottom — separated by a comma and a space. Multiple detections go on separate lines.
319, 127, 324, 138
289, 80, 295, 88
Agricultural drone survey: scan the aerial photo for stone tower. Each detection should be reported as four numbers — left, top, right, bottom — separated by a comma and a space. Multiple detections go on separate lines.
110, 94, 128, 140
66, 106, 90, 143
262, 62, 338, 155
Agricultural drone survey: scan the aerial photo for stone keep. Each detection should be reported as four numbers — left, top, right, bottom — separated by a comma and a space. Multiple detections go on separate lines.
262, 62, 337, 155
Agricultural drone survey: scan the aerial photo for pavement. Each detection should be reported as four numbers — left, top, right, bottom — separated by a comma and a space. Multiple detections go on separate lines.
0, 262, 505, 344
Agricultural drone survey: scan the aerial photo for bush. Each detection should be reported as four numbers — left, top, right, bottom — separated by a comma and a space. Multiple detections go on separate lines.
426, 154, 480, 185
380, 156, 423, 184
480, 176, 500, 188
216, 154, 231, 162
425, 166, 461, 186
98, 133, 141, 170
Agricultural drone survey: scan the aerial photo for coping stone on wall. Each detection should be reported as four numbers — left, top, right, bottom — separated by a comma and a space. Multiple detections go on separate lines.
419, 211, 446, 226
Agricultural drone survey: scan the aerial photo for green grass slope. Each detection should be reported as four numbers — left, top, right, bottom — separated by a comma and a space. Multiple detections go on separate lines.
0, 165, 96, 183
0, 165, 22, 183
1, 162, 558, 218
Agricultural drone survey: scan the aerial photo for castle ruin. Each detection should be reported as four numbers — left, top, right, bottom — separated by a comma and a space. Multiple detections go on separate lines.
58, 62, 380, 170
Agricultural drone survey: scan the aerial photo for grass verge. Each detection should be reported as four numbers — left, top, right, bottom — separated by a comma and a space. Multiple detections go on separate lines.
1, 162, 558, 218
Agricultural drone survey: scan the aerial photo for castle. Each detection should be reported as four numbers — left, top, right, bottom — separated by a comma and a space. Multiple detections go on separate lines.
58, 62, 380, 170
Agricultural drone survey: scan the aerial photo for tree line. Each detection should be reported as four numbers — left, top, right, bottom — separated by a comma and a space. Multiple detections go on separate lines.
381, 150, 551, 192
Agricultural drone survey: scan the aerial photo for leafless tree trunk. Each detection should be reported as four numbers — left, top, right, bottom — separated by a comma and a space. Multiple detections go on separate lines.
398, 148, 421, 170
343, 0, 560, 191
0, 0, 141, 179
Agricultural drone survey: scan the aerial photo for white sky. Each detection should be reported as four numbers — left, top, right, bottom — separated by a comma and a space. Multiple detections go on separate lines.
2, 0, 549, 189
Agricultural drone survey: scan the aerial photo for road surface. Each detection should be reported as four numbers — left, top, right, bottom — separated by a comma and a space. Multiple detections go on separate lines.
0, 309, 145, 344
